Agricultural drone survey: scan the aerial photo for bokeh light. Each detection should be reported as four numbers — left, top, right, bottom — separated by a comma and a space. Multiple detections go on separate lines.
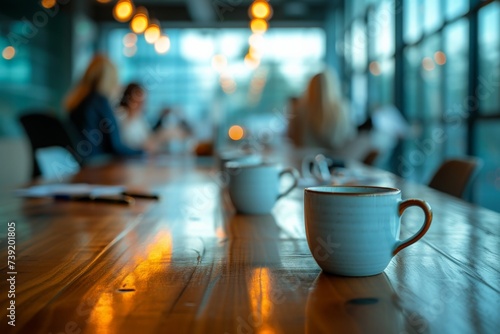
248, 47, 262, 60
211, 54, 228, 72
422, 57, 435, 71
369, 61, 381, 76
130, 7, 149, 34
123, 45, 137, 57
228, 125, 245, 140
250, 19, 268, 34
41, 0, 57, 9
2, 46, 16, 60
144, 23, 161, 44
244, 53, 260, 70
249, 33, 264, 49
123, 33, 137, 47
434, 51, 447, 65
249, 1, 273, 20
113, 0, 134, 23
154, 35, 171, 54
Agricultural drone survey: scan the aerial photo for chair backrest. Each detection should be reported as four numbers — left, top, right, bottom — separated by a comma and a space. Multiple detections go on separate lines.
19, 113, 82, 178
428, 157, 482, 199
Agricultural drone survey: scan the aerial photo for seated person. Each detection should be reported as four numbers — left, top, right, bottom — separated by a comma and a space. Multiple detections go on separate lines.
289, 69, 357, 151
116, 83, 192, 153
65, 55, 143, 161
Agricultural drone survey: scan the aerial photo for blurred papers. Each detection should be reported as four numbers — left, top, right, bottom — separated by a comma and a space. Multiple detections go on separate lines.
15, 184, 125, 198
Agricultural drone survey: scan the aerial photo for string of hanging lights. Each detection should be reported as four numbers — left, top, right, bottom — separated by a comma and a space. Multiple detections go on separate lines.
107, 0, 170, 56
245, 0, 273, 70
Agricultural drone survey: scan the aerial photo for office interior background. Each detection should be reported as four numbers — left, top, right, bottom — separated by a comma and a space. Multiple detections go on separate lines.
0, 0, 499, 212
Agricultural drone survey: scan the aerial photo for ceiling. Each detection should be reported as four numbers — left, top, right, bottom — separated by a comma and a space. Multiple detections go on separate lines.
91, 0, 335, 27
0, 0, 337, 28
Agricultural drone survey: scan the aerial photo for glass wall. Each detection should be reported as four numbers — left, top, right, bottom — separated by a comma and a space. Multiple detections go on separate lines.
103, 27, 325, 144
476, 2, 500, 210
334, 0, 500, 212
0, 10, 73, 137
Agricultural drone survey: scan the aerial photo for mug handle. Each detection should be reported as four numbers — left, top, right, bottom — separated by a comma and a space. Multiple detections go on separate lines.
393, 199, 433, 255
277, 167, 300, 200
301, 156, 313, 178
301, 154, 330, 182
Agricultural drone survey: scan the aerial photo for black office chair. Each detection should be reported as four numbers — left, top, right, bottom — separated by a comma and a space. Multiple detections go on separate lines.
428, 157, 482, 199
19, 112, 82, 179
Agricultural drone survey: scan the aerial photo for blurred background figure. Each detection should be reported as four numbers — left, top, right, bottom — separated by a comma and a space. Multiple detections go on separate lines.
65, 54, 143, 160
289, 69, 357, 151
285, 96, 301, 147
0, 0, 498, 210
117, 82, 193, 153
355, 104, 412, 168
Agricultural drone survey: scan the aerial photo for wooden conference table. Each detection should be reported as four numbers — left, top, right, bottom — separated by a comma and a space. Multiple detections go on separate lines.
0, 152, 499, 334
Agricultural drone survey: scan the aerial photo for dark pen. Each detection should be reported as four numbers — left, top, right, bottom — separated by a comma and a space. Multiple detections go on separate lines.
121, 191, 160, 200
54, 194, 135, 205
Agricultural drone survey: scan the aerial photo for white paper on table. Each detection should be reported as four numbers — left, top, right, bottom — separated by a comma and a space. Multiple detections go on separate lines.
14, 184, 125, 198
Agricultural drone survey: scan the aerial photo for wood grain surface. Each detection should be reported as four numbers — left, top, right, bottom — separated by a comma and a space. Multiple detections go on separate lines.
0, 153, 498, 334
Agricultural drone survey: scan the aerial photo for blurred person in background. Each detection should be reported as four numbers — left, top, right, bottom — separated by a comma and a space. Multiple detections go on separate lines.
116, 83, 192, 153
65, 55, 144, 160
288, 69, 357, 151
285, 96, 301, 147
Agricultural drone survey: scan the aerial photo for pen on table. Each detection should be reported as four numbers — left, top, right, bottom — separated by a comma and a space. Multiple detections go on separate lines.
53, 194, 135, 205
121, 191, 160, 200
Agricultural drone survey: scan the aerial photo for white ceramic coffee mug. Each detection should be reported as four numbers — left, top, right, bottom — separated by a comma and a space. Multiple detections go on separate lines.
304, 186, 432, 276
226, 162, 300, 215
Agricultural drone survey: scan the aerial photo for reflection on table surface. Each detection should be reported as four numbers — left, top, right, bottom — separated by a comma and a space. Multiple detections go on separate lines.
0, 151, 498, 334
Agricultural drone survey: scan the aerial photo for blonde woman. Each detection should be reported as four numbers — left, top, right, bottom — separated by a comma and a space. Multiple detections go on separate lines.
294, 69, 356, 150
65, 55, 143, 160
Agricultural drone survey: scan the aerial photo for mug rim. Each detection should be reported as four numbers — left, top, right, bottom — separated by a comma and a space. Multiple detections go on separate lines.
304, 185, 401, 196
225, 161, 277, 170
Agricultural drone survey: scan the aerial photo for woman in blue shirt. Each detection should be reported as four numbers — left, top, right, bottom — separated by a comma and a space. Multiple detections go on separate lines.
65, 55, 143, 162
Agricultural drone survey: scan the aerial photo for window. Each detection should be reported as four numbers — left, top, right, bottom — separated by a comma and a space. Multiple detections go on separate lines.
423, 0, 442, 33
404, 0, 423, 43
445, 0, 469, 20
475, 3, 500, 210
339, 0, 500, 211
105, 27, 325, 144
443, 19, 469, 157
478, 3, 500, 113
351, 19, 367, 72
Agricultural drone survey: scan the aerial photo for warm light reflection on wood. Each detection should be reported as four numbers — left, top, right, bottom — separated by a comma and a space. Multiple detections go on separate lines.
124, 229, 173, 288
2, 155, 499, 333
147, 230, 173, 262
121, 292, 136, 308
88, 292, 114, 333
215, 225, 226, 239
249, 268, 274, 333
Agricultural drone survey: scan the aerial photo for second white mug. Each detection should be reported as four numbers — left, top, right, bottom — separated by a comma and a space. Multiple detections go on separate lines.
226, 162, 300, 215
